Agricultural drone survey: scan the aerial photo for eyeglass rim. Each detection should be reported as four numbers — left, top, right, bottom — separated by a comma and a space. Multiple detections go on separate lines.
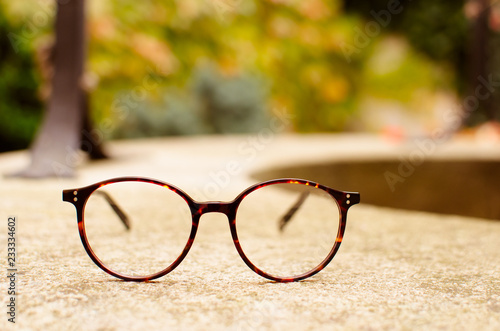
63, 177, 360, 282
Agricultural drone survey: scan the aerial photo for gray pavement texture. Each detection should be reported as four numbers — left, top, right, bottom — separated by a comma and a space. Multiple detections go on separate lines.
0, 134, 499, 331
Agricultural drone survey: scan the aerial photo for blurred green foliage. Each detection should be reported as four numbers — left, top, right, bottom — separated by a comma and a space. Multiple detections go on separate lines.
87, 0, 459, 136
1, 0, 470, 152
345, 0, 468, 90
87, 0, 363, 134
0, 5, 42, 152
112, 65, 270, 138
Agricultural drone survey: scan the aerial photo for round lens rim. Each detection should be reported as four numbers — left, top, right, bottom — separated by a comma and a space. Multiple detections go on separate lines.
76, 177, 198, 281
230, 178, 348, 282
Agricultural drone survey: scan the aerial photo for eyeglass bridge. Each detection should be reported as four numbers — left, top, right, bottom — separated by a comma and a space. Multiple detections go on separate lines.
193, 202, 233, 216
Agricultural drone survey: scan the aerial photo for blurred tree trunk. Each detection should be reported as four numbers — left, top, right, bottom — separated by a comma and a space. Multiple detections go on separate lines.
16, 0, 105, 178
465, 0, 495, 125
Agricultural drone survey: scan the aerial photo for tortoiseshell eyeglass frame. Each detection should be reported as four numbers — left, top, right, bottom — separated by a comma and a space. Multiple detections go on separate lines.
63, 177, 360, 283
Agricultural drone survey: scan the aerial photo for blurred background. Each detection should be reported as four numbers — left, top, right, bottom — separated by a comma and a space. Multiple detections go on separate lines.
1, 0, 500, 153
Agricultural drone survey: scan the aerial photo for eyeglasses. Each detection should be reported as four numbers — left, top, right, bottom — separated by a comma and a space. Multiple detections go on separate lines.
63, 177, 360, 282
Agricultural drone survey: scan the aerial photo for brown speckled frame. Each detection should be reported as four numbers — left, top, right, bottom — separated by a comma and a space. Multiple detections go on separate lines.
63, 177, 360, 282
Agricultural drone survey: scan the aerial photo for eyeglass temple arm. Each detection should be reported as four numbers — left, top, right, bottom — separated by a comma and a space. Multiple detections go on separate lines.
95, 191, 131, 230
279, 191, 310, 232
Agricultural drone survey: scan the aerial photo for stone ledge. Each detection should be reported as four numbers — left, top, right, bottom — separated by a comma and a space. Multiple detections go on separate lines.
0, 134, 499, 331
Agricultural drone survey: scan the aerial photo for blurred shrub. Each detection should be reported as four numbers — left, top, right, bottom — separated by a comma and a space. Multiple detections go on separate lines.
111, 65, 270, 138
0, 6, 42, 152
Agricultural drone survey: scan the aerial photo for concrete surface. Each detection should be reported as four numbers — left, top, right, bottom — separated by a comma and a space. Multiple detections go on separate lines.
0, 134, 499, 331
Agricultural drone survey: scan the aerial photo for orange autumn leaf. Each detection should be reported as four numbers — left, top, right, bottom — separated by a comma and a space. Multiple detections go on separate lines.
131, 34, 179, 75
299, 0, 331, 20
90, 17, 117, 41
